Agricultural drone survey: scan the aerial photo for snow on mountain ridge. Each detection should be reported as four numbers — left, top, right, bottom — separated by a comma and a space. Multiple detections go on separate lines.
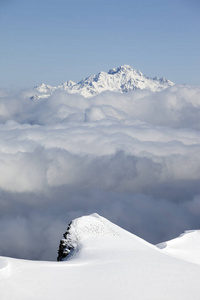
1, 214, 200, 300
57, 213, 156, 261
57, 213, 121, 261
32, 65, 174, 99
35, 83, 57, 94
57, 213, 200, 265
58, 80, 76, 90
157, 230, 200, 265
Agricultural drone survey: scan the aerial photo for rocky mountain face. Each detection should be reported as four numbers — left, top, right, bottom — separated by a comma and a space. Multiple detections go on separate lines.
57, 221, 75, 261
31, 65, 174, 100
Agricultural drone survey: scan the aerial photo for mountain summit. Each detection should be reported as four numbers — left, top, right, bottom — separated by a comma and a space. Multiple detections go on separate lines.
2, 213, 200, 300
57, 213, 153, 261
32, 65, 174, 99
57, 213, 200, 265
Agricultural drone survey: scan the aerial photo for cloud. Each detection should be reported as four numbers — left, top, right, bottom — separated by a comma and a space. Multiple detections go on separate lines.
0, 85, 200, 260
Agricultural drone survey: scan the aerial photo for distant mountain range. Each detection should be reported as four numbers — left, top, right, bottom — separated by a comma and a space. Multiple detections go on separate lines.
30, 65, 174, 99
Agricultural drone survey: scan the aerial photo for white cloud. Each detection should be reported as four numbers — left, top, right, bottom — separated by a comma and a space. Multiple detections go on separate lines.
0, 85, 200, 260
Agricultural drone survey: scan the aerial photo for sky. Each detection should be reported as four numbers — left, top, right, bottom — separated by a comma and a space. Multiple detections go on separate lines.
0, 0, 200, 89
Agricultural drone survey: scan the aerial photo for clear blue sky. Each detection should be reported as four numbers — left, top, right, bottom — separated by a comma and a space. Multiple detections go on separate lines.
0, 0, 200, 88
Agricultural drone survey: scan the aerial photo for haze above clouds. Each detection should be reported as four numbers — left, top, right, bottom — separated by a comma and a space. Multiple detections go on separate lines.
0, 84, 200, 260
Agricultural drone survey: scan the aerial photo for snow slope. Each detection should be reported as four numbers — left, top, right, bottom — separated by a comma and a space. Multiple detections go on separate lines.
157, 230, 200, 265
1, 213, 200, 300
31, 65, 174, 99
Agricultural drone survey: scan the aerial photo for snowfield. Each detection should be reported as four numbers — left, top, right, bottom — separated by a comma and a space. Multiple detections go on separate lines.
1, 214, 200, 300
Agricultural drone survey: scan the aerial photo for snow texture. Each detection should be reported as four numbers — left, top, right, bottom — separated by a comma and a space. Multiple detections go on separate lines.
157, 230, 200, 264
57, 213, 151, 261
1, 214, 200, 300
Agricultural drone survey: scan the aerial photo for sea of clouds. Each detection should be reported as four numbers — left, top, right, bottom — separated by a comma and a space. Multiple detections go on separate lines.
0, 85, 200, 260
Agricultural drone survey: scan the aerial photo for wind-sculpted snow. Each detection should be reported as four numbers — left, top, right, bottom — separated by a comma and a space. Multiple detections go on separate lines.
57, 213, 155, 261
157, 230, 200, 265
0, 79, 200, 260
1, 214, 200, 300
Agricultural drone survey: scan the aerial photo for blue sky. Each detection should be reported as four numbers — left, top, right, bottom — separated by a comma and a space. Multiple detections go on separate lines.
0, 0, 200, 88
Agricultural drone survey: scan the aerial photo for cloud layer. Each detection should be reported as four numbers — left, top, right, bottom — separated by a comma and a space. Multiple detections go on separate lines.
0, 85, 200, 260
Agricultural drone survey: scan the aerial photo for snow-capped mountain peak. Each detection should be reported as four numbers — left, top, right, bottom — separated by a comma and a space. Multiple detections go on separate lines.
57, 213, 154, 261
108, 64, 142, 76
31, 65, 174, 99
58, 80, 76, 89
34, 83, 56, 94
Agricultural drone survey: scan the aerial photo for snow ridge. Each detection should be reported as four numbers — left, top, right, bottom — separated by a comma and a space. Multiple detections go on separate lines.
157, 230, 200, 265
57, 213, 155, 261
2, 214, 200, 300
31, 65, 174, 99
57, 213, 121, 261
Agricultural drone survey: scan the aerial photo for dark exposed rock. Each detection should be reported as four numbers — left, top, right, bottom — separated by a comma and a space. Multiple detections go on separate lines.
57, 221, 75, 261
